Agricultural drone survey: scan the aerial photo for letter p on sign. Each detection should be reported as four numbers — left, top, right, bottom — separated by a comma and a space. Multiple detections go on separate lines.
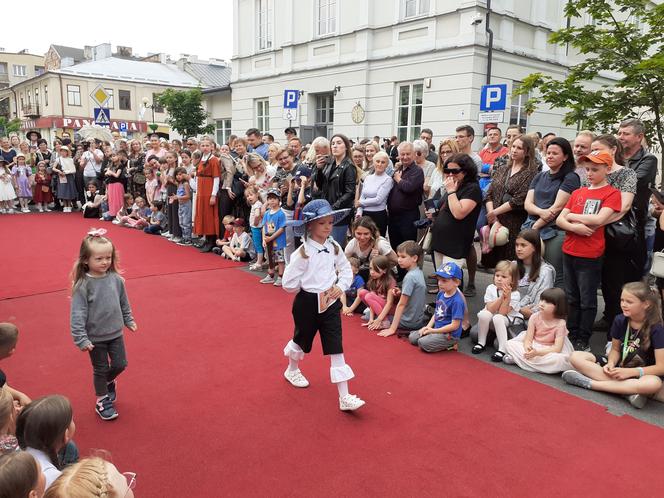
283, 90, 299, 109
480, 84, 507, 112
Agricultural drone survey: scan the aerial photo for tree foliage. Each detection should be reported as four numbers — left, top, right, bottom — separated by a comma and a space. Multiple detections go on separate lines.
518, 0, 664, 159
156, 88, 215, 139
0, 116, 22, 136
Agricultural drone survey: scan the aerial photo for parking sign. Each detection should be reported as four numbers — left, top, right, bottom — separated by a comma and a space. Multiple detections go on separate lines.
283, 90, 299, 109
480, 84, 508, 112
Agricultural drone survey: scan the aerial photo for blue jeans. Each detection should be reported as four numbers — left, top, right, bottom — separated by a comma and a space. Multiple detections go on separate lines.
331, 224, 348, 248
144, 224, 162, 234
563, 253, 601, 343
178, 201, 192, 241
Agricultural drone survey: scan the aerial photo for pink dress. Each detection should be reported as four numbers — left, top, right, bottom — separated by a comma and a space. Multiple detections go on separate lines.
505, 312, 574, 374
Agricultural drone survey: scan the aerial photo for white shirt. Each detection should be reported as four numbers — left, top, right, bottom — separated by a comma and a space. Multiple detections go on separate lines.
26, 447, 61, 489
82, 149, 103, 177
282, 237, 352, 294
483, 284, 522, 319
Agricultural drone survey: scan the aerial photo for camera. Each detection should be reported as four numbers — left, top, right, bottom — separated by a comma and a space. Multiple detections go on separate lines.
471, 13, 483, 26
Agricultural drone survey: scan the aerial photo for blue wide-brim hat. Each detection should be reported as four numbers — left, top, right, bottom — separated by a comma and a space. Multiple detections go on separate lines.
287, 199, 350, 237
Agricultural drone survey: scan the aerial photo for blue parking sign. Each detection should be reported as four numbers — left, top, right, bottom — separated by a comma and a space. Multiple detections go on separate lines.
283, 90, 299, 109
119, 122, 127, 132
480, 84, 508, 112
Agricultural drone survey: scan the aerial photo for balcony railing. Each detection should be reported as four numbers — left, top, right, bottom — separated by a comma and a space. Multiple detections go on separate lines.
22, 104, 40, 118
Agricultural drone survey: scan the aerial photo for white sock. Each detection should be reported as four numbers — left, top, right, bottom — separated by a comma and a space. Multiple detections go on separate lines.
288, 358, 299, 372
337, 381, 349, 397
330, 353, 352, 397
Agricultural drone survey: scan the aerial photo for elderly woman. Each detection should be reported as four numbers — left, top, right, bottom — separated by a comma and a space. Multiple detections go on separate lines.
413, 139, 436, 198
482, 135, 538, 266
355, 151, 393, 236
311, 133, 357, 246
524, 137, 580, 288
365, 140, 394, 176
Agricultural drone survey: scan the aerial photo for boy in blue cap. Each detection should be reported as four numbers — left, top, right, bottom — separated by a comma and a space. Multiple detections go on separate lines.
409, 262, 466, 352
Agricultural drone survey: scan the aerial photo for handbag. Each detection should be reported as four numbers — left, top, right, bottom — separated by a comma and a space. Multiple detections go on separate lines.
605, 208, 637, 251
507, 316, 527, 339
650, 251, 664, 278
41, 185, 50, 193
133, 172, 146, 185
418, 227, 432, 252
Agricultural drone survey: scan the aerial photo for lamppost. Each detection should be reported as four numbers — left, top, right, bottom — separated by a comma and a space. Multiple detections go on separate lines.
141, 96, 158, 133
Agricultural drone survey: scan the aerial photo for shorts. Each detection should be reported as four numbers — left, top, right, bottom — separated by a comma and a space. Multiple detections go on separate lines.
292, 290, 343, 355
270, 248, 285, 264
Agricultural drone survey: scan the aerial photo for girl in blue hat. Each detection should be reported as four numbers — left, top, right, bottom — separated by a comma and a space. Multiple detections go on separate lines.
281, 199, 366, 411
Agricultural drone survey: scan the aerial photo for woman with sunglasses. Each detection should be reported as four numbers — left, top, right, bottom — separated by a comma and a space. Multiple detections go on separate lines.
428, 138, 459, 200
44, 457, 136, 497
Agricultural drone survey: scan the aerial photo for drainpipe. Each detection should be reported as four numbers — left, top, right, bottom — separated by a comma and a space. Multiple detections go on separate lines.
485, 0, 494, 85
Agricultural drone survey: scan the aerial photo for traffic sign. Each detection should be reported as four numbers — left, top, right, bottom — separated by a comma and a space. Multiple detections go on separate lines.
283, 108, 298, 121
478, 111, 504, 124
90, 85, 110, 107
283, 90, 299, 109
119, 122, 128, 132
480, 84, 508, 112
94, 107, 111, 126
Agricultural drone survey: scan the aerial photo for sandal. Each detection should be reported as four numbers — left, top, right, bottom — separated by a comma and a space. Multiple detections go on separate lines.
472, 344, 485, 354
491, 351, 506, 362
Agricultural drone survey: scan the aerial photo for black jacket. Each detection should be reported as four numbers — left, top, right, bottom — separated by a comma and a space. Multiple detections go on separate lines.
311, 156, 357, 223
626, 146, 658, 227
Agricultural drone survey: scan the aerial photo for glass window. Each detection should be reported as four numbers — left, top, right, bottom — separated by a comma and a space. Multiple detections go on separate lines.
34, 66, 45, 76
67, 85, 81, 106
152, 93, 164, 113
396, 82, 423, 142
315, 94, 334, 124
216, 119, 232, 146
257, 0, 273, 50
402, 0, 430, 19
105, 88, 114, 109
256, 98, 270, 133
44, 86, 48, 106
317, 0, 337, 36
13, 65, 27, 77
0, 63, 7, 74
509, 82, 529, 130
119, 90, 131, 110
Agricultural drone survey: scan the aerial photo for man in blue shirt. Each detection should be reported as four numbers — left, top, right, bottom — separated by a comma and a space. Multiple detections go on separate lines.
246, 128, 269, 160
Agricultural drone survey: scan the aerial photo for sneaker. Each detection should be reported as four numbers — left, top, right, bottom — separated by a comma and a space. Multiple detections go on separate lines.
260, 275, 275, 284
248, 263, 262, 271
95, 396, 119, 420
573, 340, 591, 352
284, 368, 309, 388
38, 208, 44, 213
463, 283, 476, 297
502, 353, 515, 365
112, 220, 121, 225
361, 308, 371, 322
626, 394, 648, 409
170, 237, 182, 243
21, 208, 30, 213
339, 394, 366, 411
44, 207, 51, 212
176, 239, 192, 246
160, 231, 172, 238
273, 277, 282, 287
212, 247, 223, 255
562, 370, 592, 390
107, 381, 117, 403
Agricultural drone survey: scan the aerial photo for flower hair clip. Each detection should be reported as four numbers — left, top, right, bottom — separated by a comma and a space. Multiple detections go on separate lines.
87, 228, 108, 238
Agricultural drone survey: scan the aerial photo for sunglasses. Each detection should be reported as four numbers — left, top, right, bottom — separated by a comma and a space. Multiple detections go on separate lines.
443, 168, 462, 174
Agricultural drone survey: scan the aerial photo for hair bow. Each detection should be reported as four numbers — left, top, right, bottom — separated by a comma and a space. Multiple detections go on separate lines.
87, 228, 108, 238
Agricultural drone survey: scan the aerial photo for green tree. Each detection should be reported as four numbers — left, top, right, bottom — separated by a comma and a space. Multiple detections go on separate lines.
518, 0, 664, 168
0, 116, 22, 137
156, 88, 215, 139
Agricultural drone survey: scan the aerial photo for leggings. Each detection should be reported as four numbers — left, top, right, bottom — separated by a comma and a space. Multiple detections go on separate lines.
358, 289, 386, 315
477, 309, 510, 353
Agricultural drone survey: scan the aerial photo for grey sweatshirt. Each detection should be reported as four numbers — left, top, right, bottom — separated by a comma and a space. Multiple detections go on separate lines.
70, 272, 135, 350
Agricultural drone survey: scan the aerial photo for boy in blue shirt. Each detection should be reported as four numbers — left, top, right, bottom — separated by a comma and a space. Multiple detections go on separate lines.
409, 262, 465, 352
261, 188, 287, 286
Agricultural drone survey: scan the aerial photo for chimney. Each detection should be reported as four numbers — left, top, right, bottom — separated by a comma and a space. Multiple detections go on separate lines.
93, 43, 112, 60
84, 45, 92, 60
187, 54, 199, 63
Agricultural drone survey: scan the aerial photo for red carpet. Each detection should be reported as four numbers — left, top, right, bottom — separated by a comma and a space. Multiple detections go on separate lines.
1, 214, 664, 497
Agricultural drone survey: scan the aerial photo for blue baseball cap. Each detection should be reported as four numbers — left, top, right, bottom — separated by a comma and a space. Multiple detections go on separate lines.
435, 262, 463, 280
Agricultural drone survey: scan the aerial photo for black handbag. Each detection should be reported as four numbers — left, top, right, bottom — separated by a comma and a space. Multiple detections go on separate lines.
605, 208, 637, 251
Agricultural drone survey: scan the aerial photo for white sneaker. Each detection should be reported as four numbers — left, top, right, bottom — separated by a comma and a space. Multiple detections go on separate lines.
44, 207, 51, 212
21, 208, 30, 213
284, 368, 309, 388
273, 277, 282, 287
112, 220, 121, 225
38, 208, 44, 213
160, 231, 172, 238
260, 275, 275, 284
339, 394, 366, 411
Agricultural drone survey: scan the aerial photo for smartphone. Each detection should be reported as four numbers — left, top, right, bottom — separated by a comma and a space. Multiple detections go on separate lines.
650, 187, 664, 205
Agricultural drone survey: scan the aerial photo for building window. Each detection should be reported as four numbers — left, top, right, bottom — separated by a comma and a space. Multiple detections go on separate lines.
256, 98, 270, 133
315, 94, 334, 124
119, 90, 131, 110
34, 66, 45, 76
317, 0, 337, 36
105, 88, 114, 109
396, 82, 423, 142
34, 89, 39, 106
510, 82, 529, 130
152, 93, 164, 113
13, 65, 27, 77
401, 0, 430, 19
67, 85, 81, 106
0, 63, 7, 75
27, 90, 31, 105
44, 86, 48, 106
257, 0, 273, 50
215, 119, 232, 146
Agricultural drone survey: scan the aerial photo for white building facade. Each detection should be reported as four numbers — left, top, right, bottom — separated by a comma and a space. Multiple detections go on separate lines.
227, 0, 594, 145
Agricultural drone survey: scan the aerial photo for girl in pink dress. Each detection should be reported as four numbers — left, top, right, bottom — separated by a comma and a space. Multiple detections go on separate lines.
504, 287, 573, 373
